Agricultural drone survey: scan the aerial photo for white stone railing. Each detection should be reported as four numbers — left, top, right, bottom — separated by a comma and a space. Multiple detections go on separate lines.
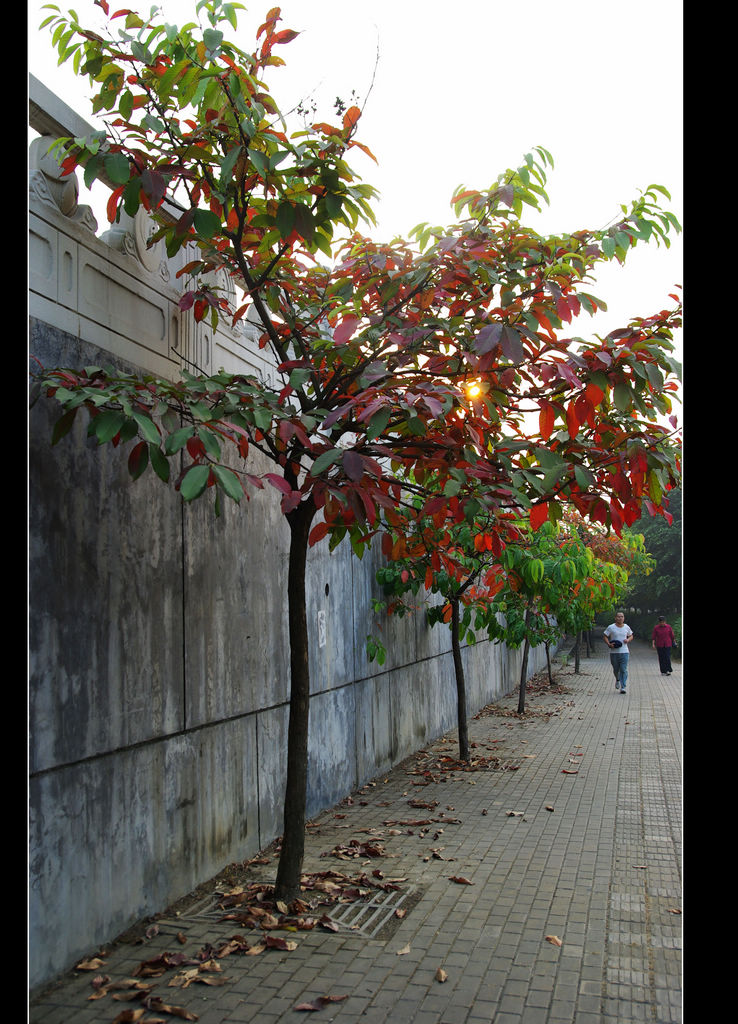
29, 73, 276, 385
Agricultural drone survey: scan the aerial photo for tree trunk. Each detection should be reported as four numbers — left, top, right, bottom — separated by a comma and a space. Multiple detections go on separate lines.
517, 606, 533, 714
574, 631, 581, 674
274, 498, 315, 903
450, 596, 470, 762
545, 641, 553, 685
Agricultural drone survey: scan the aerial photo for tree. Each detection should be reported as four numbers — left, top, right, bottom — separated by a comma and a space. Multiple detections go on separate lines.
33, 0, 682, 903
622, 489, 682, 613
369, 499, 514, 762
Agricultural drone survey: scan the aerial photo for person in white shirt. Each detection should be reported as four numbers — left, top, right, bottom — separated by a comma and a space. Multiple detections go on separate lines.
604, 611, 634, 694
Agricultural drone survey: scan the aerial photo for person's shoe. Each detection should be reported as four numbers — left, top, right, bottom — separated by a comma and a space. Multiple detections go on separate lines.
615, 682, 620, 690
620, 689, 627, 694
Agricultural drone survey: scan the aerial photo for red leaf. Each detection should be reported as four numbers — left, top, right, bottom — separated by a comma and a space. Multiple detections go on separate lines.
333, 316, 360, 346
106, 184, 125, 223
274, 28, 299, 44
530, 503, 548, 531
264, 473, 292, 495
539, 402, 555, 441
309, 522, 329, 547
342, 106, 361, 132
186, 436, 206, 460
342, 450, 365, 481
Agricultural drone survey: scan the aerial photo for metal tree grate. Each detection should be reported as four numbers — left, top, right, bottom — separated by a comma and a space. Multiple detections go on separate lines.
157, 885, 421, 941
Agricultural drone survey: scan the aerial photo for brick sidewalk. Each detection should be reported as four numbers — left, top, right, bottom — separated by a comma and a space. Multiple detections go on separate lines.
30, 639, 682, 1024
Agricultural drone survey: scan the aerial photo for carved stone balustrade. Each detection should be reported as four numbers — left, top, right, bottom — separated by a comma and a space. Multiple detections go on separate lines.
29, 73, 274, 386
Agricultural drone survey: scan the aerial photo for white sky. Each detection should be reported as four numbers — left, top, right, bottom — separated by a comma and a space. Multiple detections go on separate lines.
28, 0, 683, 361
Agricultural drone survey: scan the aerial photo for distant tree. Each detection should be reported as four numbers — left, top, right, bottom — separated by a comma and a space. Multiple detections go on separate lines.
623, 489, 681, 612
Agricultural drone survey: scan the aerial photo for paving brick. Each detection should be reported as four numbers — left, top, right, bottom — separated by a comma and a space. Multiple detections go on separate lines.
30, 641, 681, 1024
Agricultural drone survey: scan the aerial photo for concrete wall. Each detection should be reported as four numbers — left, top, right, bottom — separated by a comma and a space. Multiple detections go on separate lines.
28, 78, 551, 991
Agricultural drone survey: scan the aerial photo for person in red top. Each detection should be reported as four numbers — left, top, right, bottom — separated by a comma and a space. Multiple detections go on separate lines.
651, 615, 675, 675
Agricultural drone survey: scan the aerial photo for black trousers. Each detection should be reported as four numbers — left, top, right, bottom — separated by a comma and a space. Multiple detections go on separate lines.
656, 646, 672, 673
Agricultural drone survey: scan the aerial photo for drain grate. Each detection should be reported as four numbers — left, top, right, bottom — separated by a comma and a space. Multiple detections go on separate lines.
158, 885, 423, 942
321, 886, 422, 939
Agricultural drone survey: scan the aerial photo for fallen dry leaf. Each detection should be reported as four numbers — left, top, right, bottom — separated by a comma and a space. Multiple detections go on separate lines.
265, 935, 298, 951
295, 994, 349, 1012
561, 769, 578, 775
76, 957, 107, 971
142, 995, 199, 1020
667, 908, 682, 915
545, 935, 563, 947
396, 943, 411, 956
506, 810, 524, 817
111, 1011, 147, 1024
435, 967, 448, 983
545, 805, 555, 812
448, 876, 474, 885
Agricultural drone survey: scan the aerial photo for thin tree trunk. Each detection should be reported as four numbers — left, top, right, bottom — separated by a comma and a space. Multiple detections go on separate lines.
545, 641, 553, 685
274, 498, 315, 903
517, 606, 533, 714
574, 630, 581, 674
450, 596, 470, 762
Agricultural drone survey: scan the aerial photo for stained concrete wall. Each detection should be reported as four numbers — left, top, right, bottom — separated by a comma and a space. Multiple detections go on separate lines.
29, 321, 549, 990
28, 76, 552, 990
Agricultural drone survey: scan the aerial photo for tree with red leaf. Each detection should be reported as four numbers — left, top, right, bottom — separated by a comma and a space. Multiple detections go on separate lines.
32, 1, 681, 900
368, 496, 521, 761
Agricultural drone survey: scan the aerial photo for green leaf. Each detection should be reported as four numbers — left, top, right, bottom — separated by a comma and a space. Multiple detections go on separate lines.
51, 407, 77, 445
197, 428, 221, 460
131, 411, 160, 445
164, 425, 195, 454
574, 465, 594, 490
310, 448, 341, 476
218, 145, 242, 189
148, 444, 170, 482
289, 367, 311, 390
180, 464, 210, 500
202, 27, 224, 53
193, 209, 222, 238
276, 200, 296, 239
104, 153, 130, 184
93, 409, 127, 444
366, 407, 392, 441
212, 464, 243, 502
613, 383, 631, 412
83, 153, 103, 190
118, 89, 134, 122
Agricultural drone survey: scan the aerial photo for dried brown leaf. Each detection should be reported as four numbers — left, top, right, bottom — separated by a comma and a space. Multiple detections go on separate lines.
76, 956, 107, 971
435, 967, 448, 983
545, 935, 562, 947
